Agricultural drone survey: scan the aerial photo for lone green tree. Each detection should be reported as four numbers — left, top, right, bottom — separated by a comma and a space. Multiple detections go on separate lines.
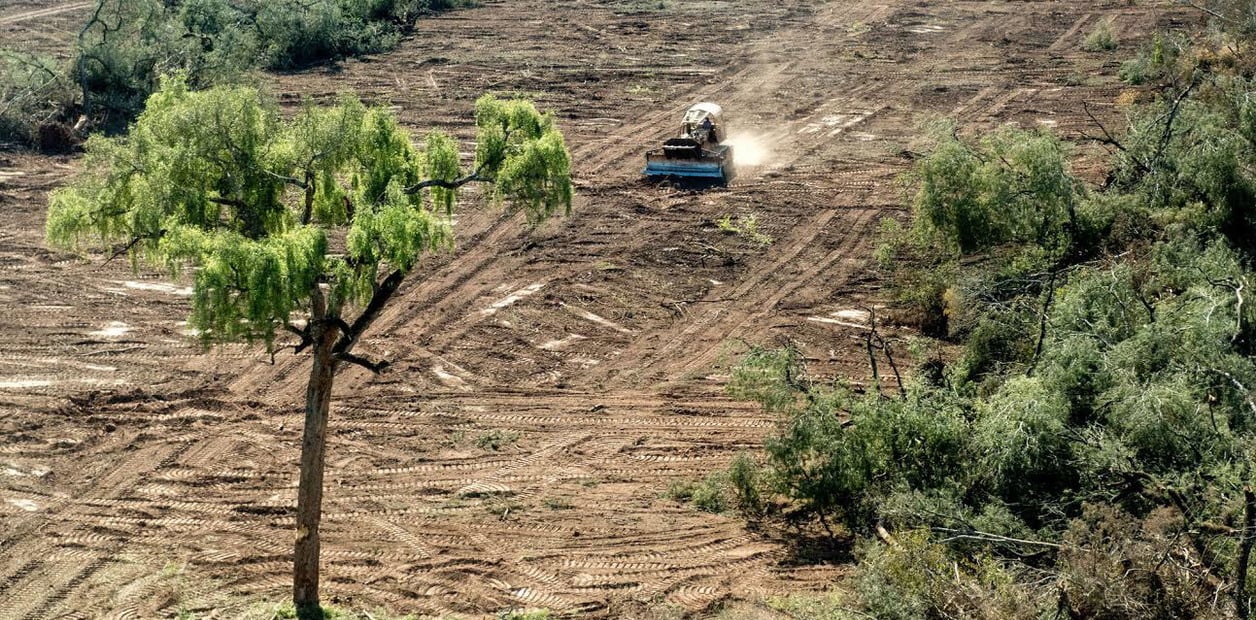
45, 75, 572, 618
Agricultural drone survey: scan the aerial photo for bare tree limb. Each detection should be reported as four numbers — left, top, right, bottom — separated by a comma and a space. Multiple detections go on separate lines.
932, 526, 1063, 549
1082, 101, 1131, 154
1028, 268, 1058, 376
285, 322, 313, 353
332, 269, 404, 356
1154, 73, 1199, 163
334, 352, 390, 374
1176, 0, 1230, 22
404, 169, 492, 193
102, 232, 161, 265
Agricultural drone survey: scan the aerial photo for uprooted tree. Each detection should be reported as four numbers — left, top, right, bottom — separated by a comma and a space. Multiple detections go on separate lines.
45, 75, 572, 618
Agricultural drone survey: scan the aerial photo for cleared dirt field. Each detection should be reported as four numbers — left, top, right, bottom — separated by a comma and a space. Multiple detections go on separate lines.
0, 0, 1198, 617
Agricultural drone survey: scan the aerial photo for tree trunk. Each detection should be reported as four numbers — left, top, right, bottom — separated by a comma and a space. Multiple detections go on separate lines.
293, 308, 338, 619
1237, 485, 1256, 620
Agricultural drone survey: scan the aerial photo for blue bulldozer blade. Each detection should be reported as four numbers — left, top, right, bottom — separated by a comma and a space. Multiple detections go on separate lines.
643, 159, 727, 179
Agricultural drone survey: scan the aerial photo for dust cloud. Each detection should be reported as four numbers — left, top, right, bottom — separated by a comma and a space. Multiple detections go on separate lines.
723, 132, 773, 168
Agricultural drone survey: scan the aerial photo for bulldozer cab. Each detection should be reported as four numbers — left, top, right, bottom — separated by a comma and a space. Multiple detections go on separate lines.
681, 102, 723, 145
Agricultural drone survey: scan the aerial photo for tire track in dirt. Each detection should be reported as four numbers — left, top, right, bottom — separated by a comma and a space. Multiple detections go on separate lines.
322, 56, 803, 392
1, 438, 195, 619
0, 0, 1206, 616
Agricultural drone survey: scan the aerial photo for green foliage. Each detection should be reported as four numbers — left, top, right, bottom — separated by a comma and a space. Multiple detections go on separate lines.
763, 591, 860, 620
909, 123, 1081, 256
671, 452, 773, 518
853, 531, 1047, 620
67, 0, 472, 131
727, 345, 806, 413
745, 15, 1256, 618
76, 0, 259, 124
1118, 33, 1186, 85
498, 610, 552, 620
47, 76, 571, 350
474, 95, 574, 225
1082, 19, 1118, 52
883, 124, 1088, 339
716, 213, 774, 246
474, 429, 520, 451
726, 452, 767, 517
253, 0, 407, 70
1114, 87, 1256, 250
668, 453, 771, 517
667, 473, 730, 513
731, 350, 978, 531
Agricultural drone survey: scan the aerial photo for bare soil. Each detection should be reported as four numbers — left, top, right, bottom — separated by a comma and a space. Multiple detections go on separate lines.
0, 0, 1198, 617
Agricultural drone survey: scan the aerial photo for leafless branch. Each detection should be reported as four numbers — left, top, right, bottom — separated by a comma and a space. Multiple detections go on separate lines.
334, 352, 390, 374
404, 168, 491, 193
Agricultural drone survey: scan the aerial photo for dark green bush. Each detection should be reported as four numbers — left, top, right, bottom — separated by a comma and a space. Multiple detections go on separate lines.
76, 0, 258, 125
726, 452, 766, 517
64, 0, 470, 133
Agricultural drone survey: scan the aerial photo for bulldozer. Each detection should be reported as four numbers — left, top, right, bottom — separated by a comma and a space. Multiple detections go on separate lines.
644, 102, 735, 184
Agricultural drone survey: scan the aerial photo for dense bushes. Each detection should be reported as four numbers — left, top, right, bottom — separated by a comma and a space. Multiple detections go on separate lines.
2, 0, 470, 147
715, 10, 1256, 618
76, 0, 468, 120
75, 0, 259, 127
0, 52, 76, 149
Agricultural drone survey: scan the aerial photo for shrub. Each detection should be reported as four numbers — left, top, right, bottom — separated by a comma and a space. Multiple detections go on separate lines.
689, 474, 730, 513
1082, 19, 1117, 52
255, 1, 393, 70
716, 213, 773, 246
667, 466, 752, 515
68, 0, 470, 132
853, 532, 1047, 620
1058, 504, 1223, 619
474, 429, 520, 450
909, 124, 1080, 256
736, 11, 1256, 616
0, 51, 75, 149
76, 0, 258, 126
1118, 32, 1186, 85
726, 452, 766, 517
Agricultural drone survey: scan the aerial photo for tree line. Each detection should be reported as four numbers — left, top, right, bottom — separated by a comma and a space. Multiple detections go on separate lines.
2, 0, 470, 150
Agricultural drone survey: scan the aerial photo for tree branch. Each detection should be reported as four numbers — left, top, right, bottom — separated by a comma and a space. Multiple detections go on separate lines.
404, 168, 492, 193
932, 526, 1063, 549
103, 231, 163, 265
1028, 267, 1059, 376
1236, 484, 1256, 620
1082, 101, 1134, 156
285, 322, 313, 353
1154, 73, 1199, 163
1176, 0, 1230, 22
334, 352, 390, 374
262, 168, 309, 189
327, 316, 352, 338
332, 269, 405, 356
207, 196, 248, 209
